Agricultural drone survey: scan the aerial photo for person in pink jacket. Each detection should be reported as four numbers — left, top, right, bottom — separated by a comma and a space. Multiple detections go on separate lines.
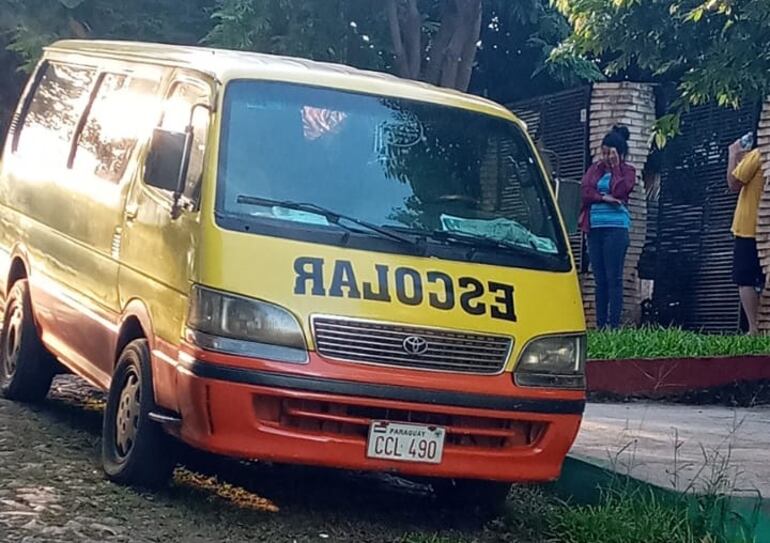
579, 125, 636, 329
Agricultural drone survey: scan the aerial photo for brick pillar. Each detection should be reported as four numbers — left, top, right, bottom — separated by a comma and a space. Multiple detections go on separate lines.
583, 83, 656, 328
754, 99, 770, 332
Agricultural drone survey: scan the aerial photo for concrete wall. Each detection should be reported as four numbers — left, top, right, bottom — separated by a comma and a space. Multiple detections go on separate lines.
754, 99, 770, 332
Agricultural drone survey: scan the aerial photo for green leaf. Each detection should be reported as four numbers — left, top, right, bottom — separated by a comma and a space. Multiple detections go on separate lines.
686, 6, 705, 22
553, 0, 770, 144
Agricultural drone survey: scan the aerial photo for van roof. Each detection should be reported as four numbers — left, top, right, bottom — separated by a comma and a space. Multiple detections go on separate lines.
45, 40, 519, 123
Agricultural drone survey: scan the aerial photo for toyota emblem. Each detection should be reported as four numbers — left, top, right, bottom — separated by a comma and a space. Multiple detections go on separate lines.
402, 335, 429, 356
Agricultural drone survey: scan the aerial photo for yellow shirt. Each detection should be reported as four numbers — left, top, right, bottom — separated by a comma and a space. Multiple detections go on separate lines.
732, 149, 764, 238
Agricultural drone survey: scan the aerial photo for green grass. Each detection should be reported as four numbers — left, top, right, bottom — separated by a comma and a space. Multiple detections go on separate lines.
587, 327, 770, 360
548, 486, 759, 543
549, 487, 698, 543
398, 482, 759, 543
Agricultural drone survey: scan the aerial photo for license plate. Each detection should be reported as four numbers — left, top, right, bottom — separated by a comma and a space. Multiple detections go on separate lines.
366, 421, 446, 464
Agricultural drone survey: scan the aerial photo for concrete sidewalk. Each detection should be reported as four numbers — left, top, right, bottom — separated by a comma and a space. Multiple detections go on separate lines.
572, 402, 770, 498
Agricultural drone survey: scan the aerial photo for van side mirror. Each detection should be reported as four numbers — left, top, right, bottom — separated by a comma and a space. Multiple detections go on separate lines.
145, 128, 190, 193
556, 178, 582, 235
535, 144, 559, 174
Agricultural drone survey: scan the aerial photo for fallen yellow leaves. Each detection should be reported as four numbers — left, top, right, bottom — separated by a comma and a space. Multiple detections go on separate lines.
80, 398, 107, 412
173, 468, 280, 513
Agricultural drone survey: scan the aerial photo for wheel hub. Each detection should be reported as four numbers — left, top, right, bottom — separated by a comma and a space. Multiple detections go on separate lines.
115, 372, 140, 458
2, 305, 23, 379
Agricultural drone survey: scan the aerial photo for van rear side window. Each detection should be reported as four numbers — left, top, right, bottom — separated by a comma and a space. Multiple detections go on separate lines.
73, 73, 161, 182
16, 63, 95, 166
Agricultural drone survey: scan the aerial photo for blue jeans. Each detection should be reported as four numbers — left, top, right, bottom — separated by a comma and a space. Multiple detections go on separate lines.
588, 228, 629, 329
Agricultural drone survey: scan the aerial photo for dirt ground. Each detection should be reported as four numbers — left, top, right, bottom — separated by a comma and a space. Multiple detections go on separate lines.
0, 376, 547, 543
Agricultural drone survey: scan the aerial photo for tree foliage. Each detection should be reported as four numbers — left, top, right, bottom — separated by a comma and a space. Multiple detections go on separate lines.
388, 0, 483, 91
2, 0, 212, 71
553, 0, 770, 145
0, 0, 586, 99
205, 0, 488, 90
471, 0, 602, 102
205, 0, 387, 71
206, 0, 594, 93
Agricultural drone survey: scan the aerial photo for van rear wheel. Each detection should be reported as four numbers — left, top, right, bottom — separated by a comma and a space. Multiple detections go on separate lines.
0, 279, 56, 402
102, 339, 175, 488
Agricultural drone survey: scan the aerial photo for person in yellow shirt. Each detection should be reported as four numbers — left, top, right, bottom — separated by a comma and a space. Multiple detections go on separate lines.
727, 138, 764, 335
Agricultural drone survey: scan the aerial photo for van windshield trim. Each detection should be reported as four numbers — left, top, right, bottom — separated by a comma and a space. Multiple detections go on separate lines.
214, 211, 572, 272
213, 79, 572, 273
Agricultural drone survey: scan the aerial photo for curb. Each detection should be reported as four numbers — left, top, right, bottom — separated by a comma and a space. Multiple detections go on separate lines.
586, 356, 770, 398
551, 455, 770, 543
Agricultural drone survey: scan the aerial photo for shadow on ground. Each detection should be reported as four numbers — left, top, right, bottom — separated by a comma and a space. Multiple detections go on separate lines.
36, 375, 490, 532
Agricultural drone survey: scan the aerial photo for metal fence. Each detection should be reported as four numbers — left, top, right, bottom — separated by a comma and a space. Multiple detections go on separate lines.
653, 100, 761, 332
509, 85, 761, 332
509, 87, 591, 271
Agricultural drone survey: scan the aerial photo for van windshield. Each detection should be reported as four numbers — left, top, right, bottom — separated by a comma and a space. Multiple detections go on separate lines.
216, 80, 570, 271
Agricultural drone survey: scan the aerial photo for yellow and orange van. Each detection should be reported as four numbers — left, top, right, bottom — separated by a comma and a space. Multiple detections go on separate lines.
0, 40, 585, 507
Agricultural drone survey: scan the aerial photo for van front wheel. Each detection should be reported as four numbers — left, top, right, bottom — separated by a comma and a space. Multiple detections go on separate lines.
102, 339, 175, 488
0, 279, 56, 402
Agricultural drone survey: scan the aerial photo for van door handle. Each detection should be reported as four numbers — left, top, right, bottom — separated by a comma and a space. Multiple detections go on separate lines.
125, 205, 139, 221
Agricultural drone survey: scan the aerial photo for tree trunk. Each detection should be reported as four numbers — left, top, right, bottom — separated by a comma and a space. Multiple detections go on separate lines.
387, 0, 483, 92
426, 0, 482, 92
455, 0, 482, 92
386, 0, 422, 80
402, 0, 422, 78
443, 0, 482, 91
68, 17, 90, 38
424, 1, 456, 85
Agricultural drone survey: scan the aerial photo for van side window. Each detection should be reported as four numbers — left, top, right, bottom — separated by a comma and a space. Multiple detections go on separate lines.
160, 81, 211, 200
73, 73, 161, 183
16, 63, 96, 164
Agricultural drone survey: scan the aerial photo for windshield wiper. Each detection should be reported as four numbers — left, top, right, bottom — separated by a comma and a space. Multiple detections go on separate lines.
383, 225, 544, 259
429, 230, 541, 255
236, 195, 415, 246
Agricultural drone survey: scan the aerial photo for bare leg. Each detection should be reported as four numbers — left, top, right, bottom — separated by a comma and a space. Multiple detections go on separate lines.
739, 286, 760, 335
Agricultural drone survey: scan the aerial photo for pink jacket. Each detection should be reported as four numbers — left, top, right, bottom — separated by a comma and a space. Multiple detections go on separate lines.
579, 161, 636, 233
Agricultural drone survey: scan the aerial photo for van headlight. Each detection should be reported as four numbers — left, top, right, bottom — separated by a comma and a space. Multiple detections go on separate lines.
186, 286, 308, 363
513, 334, 586, 390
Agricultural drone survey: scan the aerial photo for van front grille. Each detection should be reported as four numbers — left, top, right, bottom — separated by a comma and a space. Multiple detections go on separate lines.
312, 317, 512, 374
274, 398, 540, 449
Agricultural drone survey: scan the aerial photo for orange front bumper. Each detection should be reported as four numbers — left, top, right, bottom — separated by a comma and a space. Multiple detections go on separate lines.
163, 348, 584, 483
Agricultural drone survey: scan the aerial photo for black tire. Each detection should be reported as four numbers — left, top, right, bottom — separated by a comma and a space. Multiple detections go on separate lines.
0, 279, 56, 402
102, 339, 175, 488
432, 479, 512, 515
